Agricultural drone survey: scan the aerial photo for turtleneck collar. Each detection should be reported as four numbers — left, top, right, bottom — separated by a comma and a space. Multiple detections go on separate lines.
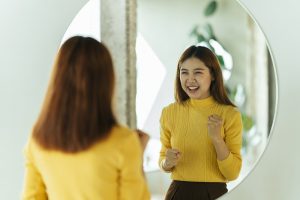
189, 96, 216, 108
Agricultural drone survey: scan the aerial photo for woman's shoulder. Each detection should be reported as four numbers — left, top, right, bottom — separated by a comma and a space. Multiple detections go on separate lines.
227, 105, 241, 115
109, 125, 141, 147
218, 103, 240, 114
162, 101, 185, 113
109, 125, 141, 154
110, 125, 137, 140
219, 105, 242, 124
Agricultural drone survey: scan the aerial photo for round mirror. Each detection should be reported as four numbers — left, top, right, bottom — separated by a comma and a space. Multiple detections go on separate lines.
136, 0, 277, 198
61, 0, 277, 199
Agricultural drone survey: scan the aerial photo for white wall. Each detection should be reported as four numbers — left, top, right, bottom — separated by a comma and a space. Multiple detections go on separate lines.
0, 1, 87, 199
0, 0, 299, 199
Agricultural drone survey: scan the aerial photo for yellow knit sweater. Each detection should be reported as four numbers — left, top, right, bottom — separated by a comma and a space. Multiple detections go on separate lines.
22, 126, 150, 200
159, 96, 243, 182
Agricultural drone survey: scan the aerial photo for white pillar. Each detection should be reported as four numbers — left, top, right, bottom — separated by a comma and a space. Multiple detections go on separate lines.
101, 0, 137, 128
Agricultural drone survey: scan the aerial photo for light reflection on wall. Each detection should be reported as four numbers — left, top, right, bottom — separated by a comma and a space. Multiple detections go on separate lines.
136, 33, 166, 129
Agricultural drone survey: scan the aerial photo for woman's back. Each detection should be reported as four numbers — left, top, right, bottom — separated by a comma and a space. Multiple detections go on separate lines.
22, 125, 149, 200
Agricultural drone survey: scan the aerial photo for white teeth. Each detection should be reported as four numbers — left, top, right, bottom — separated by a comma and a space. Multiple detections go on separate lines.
188, 86, 198, 90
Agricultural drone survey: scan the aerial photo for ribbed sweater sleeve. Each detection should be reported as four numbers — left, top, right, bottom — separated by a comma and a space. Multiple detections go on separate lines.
119, 132, 151, 200
158, 107, 172, 172
217, 109, 243, 180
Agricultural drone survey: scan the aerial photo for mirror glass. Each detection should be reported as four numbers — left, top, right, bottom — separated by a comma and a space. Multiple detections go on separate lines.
136, 0, 277, 198
61, 0, 277, 199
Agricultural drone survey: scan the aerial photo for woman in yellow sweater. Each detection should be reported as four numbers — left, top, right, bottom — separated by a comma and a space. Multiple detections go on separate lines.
22, 36, 150, 200
159, 45, 243, 200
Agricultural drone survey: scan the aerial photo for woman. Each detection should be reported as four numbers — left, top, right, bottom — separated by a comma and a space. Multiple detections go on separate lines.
22, 36, 150, 200
159, 45, 243, 200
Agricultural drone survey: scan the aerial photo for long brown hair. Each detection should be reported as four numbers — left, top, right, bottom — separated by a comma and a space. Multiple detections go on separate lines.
175, 45, 235, 106
33, 36, 117, 153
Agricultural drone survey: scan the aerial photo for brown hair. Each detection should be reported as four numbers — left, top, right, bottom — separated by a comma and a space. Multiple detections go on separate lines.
175, 45, 235, 106
33, 36, 117, 153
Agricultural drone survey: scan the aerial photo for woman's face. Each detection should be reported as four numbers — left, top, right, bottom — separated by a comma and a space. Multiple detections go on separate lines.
179, 57, 214, 100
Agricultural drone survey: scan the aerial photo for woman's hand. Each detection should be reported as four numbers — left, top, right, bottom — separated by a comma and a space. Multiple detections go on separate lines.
208, 115, 230, 160
207, 114, 223, 142
135, 129, 150, 153
163, 149, 181, 171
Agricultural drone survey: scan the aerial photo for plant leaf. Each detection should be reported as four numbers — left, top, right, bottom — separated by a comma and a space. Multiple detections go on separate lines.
204, 1, 218, 17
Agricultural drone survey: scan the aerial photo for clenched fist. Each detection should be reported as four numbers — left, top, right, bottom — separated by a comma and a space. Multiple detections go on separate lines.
207, 114, 223, 141
162, 148, 181, 171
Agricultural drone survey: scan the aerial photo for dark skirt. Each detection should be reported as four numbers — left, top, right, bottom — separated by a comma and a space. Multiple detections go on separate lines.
165, 180, 228, 200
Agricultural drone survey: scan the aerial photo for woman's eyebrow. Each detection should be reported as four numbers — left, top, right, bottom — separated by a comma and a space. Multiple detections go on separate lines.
180, 67, 205, 71
194, 68, 205, 71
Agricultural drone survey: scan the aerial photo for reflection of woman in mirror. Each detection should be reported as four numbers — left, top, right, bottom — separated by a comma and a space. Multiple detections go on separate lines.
22, 36, 150, 200
159, 46, 243, 200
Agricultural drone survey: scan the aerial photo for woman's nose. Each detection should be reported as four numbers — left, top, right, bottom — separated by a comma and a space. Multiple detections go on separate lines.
187, 74, 196, 82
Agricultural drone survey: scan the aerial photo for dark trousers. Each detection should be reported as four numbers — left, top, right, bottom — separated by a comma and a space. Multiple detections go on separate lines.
165, 180, 228, 200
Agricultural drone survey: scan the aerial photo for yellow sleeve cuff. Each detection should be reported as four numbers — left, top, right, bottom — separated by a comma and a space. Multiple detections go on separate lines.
159, 159, 173, 173
217, 152, 234, 168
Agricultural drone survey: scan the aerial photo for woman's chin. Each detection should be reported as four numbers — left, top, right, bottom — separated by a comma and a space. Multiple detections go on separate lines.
188, 93, 201, 99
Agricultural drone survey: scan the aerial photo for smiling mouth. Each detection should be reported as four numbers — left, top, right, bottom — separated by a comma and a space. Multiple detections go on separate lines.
187, 86, 199, 92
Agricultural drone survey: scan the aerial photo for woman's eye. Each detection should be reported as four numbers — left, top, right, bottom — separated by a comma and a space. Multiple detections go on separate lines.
195, 71, 202, 74
180, 71, 188, 75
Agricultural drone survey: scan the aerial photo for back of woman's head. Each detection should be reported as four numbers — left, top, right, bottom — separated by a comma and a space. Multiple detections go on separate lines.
175, 45, 235, 107
33, 36, 117, 153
